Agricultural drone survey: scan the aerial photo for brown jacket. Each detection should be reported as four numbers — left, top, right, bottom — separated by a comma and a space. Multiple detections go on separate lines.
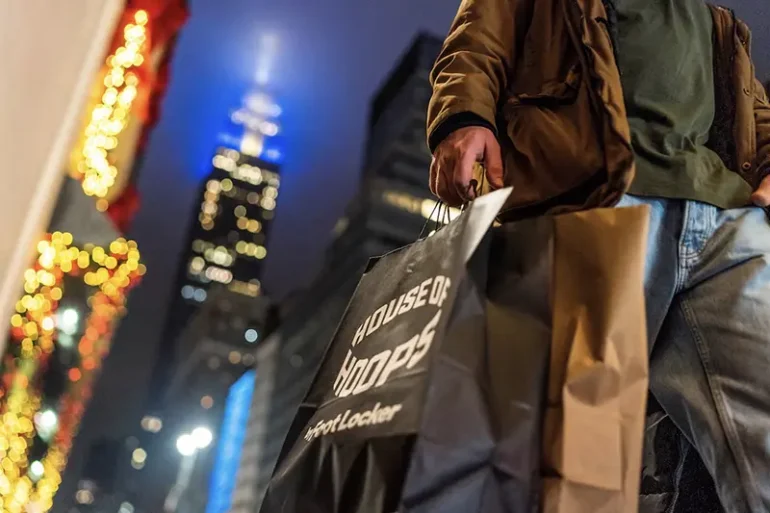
427, 0, 770, 218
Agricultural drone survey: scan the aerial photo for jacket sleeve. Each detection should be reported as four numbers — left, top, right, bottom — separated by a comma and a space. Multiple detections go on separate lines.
426, 0, 528, 151
754, 78, 770, 181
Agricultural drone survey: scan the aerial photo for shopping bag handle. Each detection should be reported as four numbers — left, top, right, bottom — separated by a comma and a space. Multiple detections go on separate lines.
418, 200, 453, 239
419, 162, 498, 239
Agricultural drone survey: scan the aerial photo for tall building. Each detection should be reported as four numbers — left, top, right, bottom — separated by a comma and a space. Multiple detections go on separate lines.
123, 77, 284, 511
226, 33, 448, 513
149, 141, 282, 408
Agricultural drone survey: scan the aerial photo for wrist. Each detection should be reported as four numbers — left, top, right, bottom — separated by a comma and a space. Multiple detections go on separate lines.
428, 112, 496, 153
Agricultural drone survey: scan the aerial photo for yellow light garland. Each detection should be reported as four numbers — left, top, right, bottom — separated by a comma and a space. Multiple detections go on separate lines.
0, 233, 144, 512
70, 10, 149, 200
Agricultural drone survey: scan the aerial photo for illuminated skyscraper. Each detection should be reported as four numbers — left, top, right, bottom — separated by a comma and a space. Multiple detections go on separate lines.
165, 148, 280, 337
129, 88, 283, 513
149, 91, 282, 408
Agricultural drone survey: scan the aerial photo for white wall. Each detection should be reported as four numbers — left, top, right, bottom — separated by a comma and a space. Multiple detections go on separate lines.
0, 0, 124, 357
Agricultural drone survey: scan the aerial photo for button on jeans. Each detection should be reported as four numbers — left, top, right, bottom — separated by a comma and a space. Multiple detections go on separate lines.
617, 195, 770, 513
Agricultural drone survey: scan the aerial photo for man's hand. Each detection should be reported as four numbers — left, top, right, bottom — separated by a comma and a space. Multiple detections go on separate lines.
751, 174, 770, 208
430, 126, 505, 207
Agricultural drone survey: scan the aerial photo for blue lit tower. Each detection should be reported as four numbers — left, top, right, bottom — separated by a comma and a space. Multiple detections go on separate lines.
149, 88, 283, 409
129, 36, 284, 513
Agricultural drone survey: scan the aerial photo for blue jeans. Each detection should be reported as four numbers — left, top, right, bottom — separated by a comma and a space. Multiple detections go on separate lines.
617, 196, 770, 513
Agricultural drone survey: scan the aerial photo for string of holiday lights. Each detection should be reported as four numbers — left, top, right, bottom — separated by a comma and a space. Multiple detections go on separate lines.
70, 9, 149, 205
0, 233, 144, 513
30, 292, 120, 511
1, 2, 189, 510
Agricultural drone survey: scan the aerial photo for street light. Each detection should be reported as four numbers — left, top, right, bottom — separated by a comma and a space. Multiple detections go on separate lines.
167, 427, 215, 512
175, 434, 196, 457
191, 427, 213, 449
58, 307, 79, 335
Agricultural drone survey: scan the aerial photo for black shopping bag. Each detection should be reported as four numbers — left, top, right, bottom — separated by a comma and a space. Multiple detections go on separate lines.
260, 188, 551, 513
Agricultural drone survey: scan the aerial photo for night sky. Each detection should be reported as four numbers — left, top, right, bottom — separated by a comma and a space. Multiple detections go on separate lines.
79, 0, 769, 454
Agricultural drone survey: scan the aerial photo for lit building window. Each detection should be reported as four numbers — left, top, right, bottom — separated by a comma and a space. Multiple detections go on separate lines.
190, 256, 205, 272
191, 239, 205, 253
224, 148, 240, 160
204, 266, 233, 284
200, 395, 214, 409
333, 217, 349, 236
381, 190, 461, 224
181, 285, 194, 299
234, 164, 264, 185
237, 217, 263, 234
75, 489, 95, 505
260, 197, 276, 211
262, 171, 280, 187
228, 280, 261, 297
263, 186, 278, 199
131, 448, 147, 470
140, 415, 163, 433
212, 154, 237, 172
204, 246, 233, 267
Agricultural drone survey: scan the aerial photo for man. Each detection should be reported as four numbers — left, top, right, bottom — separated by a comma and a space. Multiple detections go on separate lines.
427, 1, 770, 512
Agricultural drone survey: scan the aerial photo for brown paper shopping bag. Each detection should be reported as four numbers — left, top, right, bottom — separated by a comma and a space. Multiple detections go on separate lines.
542, 205, 650, 513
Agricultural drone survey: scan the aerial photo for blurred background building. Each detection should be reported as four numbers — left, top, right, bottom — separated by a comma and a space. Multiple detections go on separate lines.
148, 102, 283, 410
83, 36, 287, 513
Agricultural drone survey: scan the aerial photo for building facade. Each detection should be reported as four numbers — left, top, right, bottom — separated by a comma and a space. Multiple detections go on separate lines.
119, 85, 283, 513
148, 146, 281, 409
